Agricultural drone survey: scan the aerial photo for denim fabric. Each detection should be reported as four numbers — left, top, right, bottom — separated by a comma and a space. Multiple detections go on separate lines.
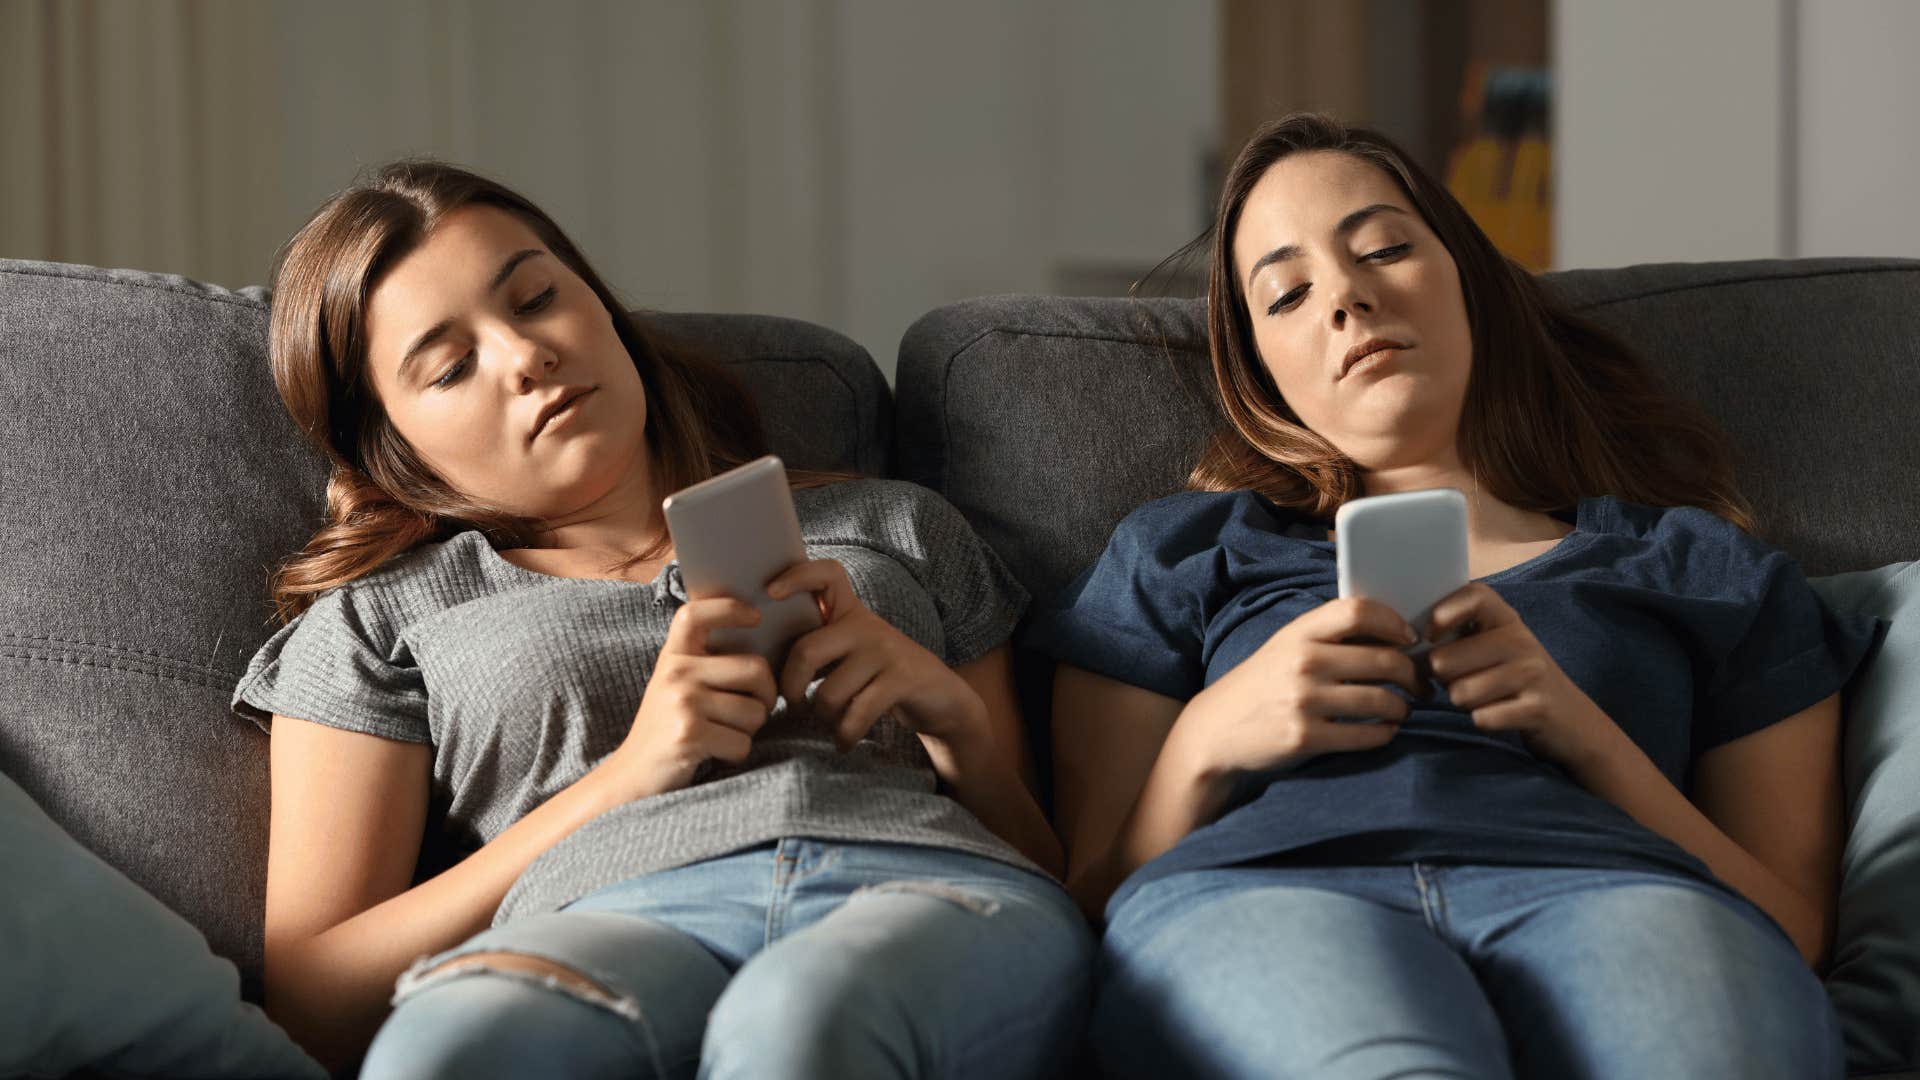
359, 839, 1092, 1079
1092, 861, 1842, 1080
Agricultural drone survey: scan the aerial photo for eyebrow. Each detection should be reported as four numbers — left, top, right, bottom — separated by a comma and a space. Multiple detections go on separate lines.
1244, 204, 1408, 291
396, 248, 546, 383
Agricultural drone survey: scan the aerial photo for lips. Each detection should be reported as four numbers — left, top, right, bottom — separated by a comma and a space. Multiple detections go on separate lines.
1340, 338, 1412, 380
531, 387, 593, 440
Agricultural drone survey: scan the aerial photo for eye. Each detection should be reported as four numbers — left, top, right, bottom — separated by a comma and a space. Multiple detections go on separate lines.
1266, 284, 1309, 316
431, 353, 470, 389
1364, 242, 1411, 262
516, 285, 556, 315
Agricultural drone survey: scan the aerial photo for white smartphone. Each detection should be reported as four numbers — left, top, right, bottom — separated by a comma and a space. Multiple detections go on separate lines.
1335, 487, 1470, 659
661, 455, 822, 668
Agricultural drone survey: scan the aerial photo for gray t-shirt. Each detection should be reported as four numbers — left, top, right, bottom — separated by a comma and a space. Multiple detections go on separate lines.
231, 478, 1042, 924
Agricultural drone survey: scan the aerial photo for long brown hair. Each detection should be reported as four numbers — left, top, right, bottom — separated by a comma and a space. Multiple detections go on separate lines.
265, 159, 828, 622
1192, 113, 1754, 531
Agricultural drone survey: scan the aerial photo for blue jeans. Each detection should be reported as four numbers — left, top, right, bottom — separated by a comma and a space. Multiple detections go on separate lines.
1093, 861, 1843, 1079
359, 840, 1092, 1079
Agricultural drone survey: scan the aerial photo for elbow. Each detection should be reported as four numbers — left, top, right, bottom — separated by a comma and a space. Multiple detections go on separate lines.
264, 938, 365, 1077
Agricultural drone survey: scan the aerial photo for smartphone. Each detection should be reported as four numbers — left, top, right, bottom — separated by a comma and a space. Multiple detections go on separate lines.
662, 455, 822, 668
1335, 487, 1469, 658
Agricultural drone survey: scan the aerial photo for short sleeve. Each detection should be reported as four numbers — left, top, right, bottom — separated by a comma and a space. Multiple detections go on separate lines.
1689, 522, 1883, 754
892, 483, 1032, 665
229, 587, 431, 744
1023, 494, 1223, 701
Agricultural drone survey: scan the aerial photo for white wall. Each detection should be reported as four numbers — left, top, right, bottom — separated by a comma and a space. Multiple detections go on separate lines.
1, 1, 1220, 380
1553, 0, 1920, 269
1553, 0, 1790, 269
1796, 0, 1920, 258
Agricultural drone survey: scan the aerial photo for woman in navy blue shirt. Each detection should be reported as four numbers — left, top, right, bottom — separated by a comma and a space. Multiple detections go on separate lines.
1029, 113, 1880, 1079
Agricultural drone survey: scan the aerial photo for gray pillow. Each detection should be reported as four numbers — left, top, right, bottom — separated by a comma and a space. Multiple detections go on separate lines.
0, 769, 323, 1079
1811, 562, 1920, 1075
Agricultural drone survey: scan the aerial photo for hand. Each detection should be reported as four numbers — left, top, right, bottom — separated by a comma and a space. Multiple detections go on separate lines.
1177, 596, 1421, 781
767, 558, 988, 757
609, 596, 778, 798
1426, 582, 1616, 766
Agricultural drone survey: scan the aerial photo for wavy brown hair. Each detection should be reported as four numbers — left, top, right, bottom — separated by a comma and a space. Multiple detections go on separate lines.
1191, 113, 1755, 531
265, 159, 838, 622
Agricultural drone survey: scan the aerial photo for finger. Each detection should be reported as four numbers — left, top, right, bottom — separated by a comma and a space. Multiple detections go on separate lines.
765, 558, 855, 620
693, 689, 770, 736
1310, 642, 1422, 696
836, 675, 901, 751
1447, 660, 1535, 712
811, 651, 886, 721
690, 654, 779, 711
1427, 624, 1521, 683
1303, 683, 1411, 723
779, 620, 861, 706
699, 721, 755, 765
663, 596, 762, 656
1304, 716, 1402, 754
1299, 596, 1418, 647
1469, 698, 1537, 732
1428, 583, 1513, 641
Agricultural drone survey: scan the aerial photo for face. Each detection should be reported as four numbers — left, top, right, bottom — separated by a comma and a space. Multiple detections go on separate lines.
362, 204, 649, 523
1232, 151, 1473, 470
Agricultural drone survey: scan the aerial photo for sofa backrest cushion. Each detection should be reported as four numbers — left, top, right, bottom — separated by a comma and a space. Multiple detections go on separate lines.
0, 258, 888, 984
895, 257, 1920, 606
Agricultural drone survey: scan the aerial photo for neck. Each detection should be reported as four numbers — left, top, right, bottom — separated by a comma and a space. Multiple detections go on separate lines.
1356, 456, 1566, 546
530, 462, 670, 564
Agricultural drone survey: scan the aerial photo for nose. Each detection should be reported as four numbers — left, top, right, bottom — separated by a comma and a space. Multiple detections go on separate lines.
491, 326, 556, 389
1327, 271, 1375, 330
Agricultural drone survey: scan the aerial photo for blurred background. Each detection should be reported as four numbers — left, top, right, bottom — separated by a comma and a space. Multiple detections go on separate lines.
3, 0, 1917, 379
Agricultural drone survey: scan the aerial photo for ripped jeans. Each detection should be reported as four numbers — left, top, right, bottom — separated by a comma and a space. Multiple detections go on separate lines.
358, 839, 1093, 1080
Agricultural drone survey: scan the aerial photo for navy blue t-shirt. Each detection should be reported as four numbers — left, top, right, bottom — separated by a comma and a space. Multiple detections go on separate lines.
1025, 490, 1882, 920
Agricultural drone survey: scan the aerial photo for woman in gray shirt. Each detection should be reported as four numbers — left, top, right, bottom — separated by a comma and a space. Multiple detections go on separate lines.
232, 160, 1090, 1079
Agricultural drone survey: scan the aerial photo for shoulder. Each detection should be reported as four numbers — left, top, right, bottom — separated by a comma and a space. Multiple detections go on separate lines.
299, 530, 506, 638
1591, 496, 1789, 589
1109, 488, 1319, 561
794, 476, 974, 543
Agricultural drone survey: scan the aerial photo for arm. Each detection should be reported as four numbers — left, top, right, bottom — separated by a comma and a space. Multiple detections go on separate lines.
264, 716, 629, 1072
1050, 597, 1419, 919
1051, 666, 1215, 919
265, 596, 781, 1071
1424, 583, 1843, 970
1564, 694, 1843, 970
926, 645, 1066, 877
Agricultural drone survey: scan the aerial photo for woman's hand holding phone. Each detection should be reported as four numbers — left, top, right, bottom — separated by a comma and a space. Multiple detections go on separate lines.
1172, 596, 1421, 784
766, 558, 990, 766
1426, 582, 1618, 768
607, 596, 779, 799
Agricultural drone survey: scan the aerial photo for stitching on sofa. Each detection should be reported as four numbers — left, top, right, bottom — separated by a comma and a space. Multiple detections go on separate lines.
730, 354, 874, 470
0, 647, 240, 689
0, 645, 234, 687
1566, 264, 1920, 311
0, 264, 267, 310
1, 630, 242, 668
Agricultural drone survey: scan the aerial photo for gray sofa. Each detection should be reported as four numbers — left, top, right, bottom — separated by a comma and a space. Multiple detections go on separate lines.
2, 255, 1915, 1077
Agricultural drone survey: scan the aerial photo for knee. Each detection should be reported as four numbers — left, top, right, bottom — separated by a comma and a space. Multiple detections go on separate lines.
706, 950, 896, 1048
360, 952, 648, 1080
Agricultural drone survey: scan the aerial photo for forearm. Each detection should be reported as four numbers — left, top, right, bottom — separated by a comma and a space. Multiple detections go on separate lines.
1066, 719, 1230, 919
924, 730, 1065, 878
1562, 725, 1830, 968
268, 764, 630, 1070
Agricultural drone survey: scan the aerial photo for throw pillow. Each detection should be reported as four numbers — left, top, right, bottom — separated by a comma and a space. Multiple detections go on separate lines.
1811, 561, 1919, 1074
0, 769, 324, 1078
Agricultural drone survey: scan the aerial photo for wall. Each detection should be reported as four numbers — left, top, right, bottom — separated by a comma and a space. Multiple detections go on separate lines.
0, 0, 1220, 380
1553, 0, 1920, 269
